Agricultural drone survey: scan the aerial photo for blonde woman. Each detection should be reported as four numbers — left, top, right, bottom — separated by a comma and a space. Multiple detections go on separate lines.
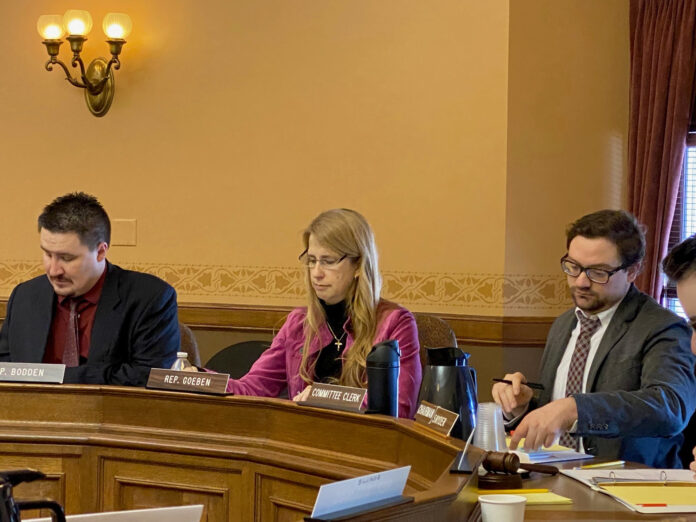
225, 209, 422, 418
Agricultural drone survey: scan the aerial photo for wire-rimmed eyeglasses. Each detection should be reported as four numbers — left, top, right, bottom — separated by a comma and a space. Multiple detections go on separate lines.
298, 249, 350, 270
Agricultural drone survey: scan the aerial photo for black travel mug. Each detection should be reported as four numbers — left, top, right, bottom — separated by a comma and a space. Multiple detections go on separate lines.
366, 339, 400, 417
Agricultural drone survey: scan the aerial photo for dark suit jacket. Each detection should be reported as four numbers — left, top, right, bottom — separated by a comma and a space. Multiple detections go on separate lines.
532, 285, 696, 468
0, 263, 180, 386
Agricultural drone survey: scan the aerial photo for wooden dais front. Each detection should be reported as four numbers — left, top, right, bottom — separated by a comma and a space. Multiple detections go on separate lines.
0, 384, 478, 521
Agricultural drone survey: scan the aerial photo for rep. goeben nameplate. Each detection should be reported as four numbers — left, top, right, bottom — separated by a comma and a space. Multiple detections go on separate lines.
0, 362, 65, 383
146, 368, 230, 395
297, 382, 367, 414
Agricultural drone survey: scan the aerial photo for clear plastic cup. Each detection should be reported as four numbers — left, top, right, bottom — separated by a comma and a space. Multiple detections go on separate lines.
473, 402, 507, 451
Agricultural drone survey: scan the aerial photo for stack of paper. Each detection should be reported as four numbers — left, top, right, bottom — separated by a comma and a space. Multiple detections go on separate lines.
507, 437, 594, 464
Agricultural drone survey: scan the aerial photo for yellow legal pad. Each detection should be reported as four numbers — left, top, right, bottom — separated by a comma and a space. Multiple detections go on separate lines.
476, 490, 572, 505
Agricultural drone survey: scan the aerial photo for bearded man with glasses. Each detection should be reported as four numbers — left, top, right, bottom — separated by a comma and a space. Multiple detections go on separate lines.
492, 209, 696, 468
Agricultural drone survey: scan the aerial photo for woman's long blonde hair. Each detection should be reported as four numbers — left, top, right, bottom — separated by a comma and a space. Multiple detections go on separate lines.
299, 209, 381, 387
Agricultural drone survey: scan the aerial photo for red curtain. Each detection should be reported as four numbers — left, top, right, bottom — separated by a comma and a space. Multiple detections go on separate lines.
628, 0, 696, 299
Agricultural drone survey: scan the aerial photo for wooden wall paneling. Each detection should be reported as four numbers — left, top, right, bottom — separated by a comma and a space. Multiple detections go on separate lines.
97, 449, 244, 521
0, 300, 553, 349
253, 464, 328, 521
0, 444, 84, 516
176, 303, 555, 347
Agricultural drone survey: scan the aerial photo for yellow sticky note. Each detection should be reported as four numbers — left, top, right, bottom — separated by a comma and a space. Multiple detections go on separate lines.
522, 492, 573, 505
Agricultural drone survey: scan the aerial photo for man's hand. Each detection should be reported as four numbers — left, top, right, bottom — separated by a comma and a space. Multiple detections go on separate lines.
508, 397, 578, 451
690, 446, 696, 474
492, 372, 534, 418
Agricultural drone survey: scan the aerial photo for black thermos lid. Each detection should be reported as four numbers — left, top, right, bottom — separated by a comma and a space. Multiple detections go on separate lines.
366, 339, 401, 368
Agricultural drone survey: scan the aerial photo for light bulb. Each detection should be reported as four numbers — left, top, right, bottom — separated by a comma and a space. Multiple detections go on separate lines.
37, 15, 65, 40
103, 13, 132, 39
63, 10, 93, 36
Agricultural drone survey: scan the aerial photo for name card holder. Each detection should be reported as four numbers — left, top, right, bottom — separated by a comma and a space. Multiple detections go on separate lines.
297, 382, 367, 414
0, 363, 65, 383
305, 465, 412, 521
146, 368, 230, 395
414, 400, 459, 437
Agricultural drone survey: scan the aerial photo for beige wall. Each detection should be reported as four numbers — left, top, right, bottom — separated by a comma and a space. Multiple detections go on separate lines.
0, 1, 628, 319
504, 0, 629, 316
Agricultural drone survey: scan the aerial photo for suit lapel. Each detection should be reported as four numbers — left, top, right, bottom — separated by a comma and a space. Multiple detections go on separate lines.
29, 278, 56, 362
586, 285, 641, 391
89, 263, 122, 361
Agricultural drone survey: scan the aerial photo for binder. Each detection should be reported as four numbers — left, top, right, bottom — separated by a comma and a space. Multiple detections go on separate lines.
561, 469, 696, 514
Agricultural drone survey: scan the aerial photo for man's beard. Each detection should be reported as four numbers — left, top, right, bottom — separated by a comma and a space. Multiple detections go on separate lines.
570, 288, 606, 314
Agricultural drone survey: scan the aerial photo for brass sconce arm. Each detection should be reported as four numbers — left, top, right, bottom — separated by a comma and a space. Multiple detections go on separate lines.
44, 55, 86, 89
42, 40, 86, 88
42, 37, 121, 96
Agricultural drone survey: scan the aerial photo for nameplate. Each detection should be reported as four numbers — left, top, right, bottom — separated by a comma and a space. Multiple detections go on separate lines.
146, 369, 229, 395
298, 383, 367, 413
414, 401, 459, 437
0, 363, 65, 383
308, 465, 412, 520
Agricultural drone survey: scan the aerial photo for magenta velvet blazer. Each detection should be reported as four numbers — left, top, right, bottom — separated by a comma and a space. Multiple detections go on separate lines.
227, 300, 422, 418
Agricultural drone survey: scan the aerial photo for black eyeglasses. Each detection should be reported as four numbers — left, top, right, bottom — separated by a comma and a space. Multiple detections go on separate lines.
560, 255, 629, 284
298, 249, 350, 270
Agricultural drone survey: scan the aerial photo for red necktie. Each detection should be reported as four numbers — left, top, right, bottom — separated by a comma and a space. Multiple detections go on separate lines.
559, 311, 601, 449
62, 299, 80, 367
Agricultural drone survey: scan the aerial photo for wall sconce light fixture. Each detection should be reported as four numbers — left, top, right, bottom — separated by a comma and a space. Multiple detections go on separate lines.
37, 10, 132, 117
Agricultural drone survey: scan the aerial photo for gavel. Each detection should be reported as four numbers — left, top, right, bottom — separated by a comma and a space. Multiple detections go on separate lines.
482, 451, 559, 475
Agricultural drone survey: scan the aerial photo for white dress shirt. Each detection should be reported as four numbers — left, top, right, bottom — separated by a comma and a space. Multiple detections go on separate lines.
552, 300, 621, 402
503, 296, 623, 452
549, 299, 621, 451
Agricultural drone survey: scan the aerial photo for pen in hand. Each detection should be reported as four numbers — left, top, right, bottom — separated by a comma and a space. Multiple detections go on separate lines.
492, 378, 545, 390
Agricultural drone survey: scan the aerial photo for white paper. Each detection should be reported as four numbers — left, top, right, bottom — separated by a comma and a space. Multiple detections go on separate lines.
561, 468, 696, 489
512, 448, 594, 464
311, 466, 410, 518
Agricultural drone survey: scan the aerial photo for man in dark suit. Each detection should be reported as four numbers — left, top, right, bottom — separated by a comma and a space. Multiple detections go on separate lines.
0, 192, 180, 385
493, 209, 696, 468
663, 236, 696, 471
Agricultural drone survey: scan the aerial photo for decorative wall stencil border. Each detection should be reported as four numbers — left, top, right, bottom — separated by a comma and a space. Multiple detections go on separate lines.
0, 262, 43, 289
384, 271, 569, 309
0, 261, 568, 309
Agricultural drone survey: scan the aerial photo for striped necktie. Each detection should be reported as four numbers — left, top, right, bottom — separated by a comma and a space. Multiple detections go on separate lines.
559, 311, 601, 449
62, 299, 80, 367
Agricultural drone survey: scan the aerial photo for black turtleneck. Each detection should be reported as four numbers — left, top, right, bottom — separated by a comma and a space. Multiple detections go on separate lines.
314, 300, 349, 383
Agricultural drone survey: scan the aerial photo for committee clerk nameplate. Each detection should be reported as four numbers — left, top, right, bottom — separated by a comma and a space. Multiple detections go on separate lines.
297, 382, 367, 414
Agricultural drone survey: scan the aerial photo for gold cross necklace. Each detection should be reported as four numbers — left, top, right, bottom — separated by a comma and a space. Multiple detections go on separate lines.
326, 322, 347, 350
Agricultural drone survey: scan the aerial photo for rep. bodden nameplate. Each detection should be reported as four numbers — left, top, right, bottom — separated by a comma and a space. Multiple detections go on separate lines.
0, 362, 65, 383
146, 368, 230, 395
